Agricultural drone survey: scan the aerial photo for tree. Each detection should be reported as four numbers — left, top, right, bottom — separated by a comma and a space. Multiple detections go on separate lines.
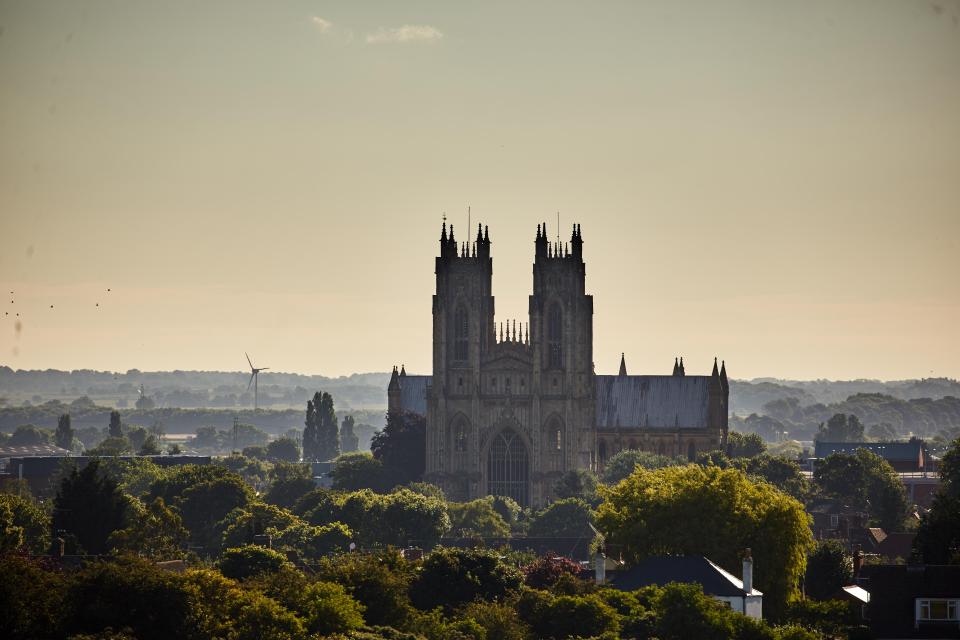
734, 454, 810, 501
330, 452, 389, 492
372, 409, 426, 486
522, 555, 584, 589
108, 496, 188, 559
242, 445, 267, 460
266, 437, 300, 463
108, 410, 123, 438
302, 393, 321, 462
725, 432, 766, 459
55, 413, 75, 450
86, 436, 131, 456
340, 414, 360, 453
8, 424, 51, 446
315, 550, 415, 627
601, 449, 680, 484
816, 414, 865, 442
914, 437, 960, 563
316, 391, 340, 460
804, 540, 853, 600
219, 502, 302, 550
596, 464, 813, 618
554, 469, 598, 501
0, 493, 50, 554
139, 435, 162, 455
813, 450, 908, 531
264, 472, 316, 511
300, 580, 365, 635
219, 544, 290, 580
410, 547, 523, 612
518, 589, 620, 640
447, 497, 511, 537
53, 460, 128, 554
528, 498, 594, 539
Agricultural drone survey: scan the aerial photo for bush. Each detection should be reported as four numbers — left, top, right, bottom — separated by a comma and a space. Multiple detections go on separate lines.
219, 545, 290, 580
522, 555, 583, 589
410, 547, 523, 612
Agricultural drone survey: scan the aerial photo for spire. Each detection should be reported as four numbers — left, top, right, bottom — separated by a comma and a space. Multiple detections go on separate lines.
400, 364, 406, 377
484, 225, 489, 242
476, 222, 483, 244
720, 360, 728, 391
619, 353, 627, 376
672, 357, 679, 376
388, 365, 400, 391
679, 357, 685, 376
711, 357, 720, 380
441, 214, 447, 241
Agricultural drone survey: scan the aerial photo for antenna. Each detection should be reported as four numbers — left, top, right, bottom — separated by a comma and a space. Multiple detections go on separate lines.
468, 206, 471, 239
245, 352, 269, 411
557, 211, 560, 249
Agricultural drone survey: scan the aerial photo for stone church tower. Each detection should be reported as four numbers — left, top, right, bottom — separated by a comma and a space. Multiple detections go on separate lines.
389, 220, 728, 508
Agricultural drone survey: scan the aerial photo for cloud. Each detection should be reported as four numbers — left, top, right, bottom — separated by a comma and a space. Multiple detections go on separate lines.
365, 24, 443, 44
311, 16, 333, 33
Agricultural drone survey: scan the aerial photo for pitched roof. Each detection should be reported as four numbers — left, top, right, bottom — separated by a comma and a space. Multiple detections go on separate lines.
397, 375, 430, 416
595, 375, 711, 429
814, 441, 924, 462
0, 444, 71, 457
609, 555, 761, 596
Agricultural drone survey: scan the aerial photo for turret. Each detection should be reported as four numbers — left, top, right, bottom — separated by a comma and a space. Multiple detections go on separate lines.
387, 366, 401, 414
535, 222, 548, 259
678, 357, 685, 376
708, 357, 724, 430
571, 224, 583, 260
619, 353, 627, 376
672, 357, 679, 376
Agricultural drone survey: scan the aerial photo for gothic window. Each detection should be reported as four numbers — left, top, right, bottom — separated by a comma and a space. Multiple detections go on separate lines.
454, 305, 469, 362
687, 441, 697, 461
547, 303, 562, 369
487, 429, 529, 506
543, 416, 564, 472
598, 440, 608, 465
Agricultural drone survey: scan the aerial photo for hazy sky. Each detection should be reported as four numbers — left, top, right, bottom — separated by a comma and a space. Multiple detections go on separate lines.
1, 0, 958, 380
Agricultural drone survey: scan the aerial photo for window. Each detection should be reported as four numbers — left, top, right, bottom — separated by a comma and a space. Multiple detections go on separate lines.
454, 305, 469, 362
598, 440, 608, 465
687, 441, 697, 461
487, 429, 529, 506
547, 303, 562, 369
829, 514, 839, 528
917, 599, 959, 625
544, 417, 564, 471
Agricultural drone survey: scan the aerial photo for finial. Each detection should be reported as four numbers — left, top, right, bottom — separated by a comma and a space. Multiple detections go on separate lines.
537, 223, 541, 239
449, 224, 455, 242
484, 225, 489, 242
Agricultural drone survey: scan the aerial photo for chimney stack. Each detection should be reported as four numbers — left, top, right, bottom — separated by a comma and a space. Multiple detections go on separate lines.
742, 548, 753, 594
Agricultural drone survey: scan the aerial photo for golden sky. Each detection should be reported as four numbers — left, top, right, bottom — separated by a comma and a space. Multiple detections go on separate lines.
1, 0, 959, 380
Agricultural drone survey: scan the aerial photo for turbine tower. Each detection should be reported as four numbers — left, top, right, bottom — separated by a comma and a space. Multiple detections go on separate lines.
245, 352, 269, 410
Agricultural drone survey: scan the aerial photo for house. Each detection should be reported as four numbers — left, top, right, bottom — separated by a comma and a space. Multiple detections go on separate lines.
814, 440, 929, 473
859, 564, 960, 637
608, 552, 762, 619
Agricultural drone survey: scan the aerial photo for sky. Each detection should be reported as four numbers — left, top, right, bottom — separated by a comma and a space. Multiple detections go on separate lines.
1, 0, 958, 381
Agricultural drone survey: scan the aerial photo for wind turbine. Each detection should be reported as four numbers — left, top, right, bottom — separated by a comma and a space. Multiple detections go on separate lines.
245, 352, 269, 410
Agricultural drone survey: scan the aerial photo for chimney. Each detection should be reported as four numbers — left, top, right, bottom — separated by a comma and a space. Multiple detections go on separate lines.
742, 548, 753, 594
594, 552, 606, 585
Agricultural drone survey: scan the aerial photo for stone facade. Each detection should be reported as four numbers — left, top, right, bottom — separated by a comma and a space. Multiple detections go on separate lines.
388, 222, 728, 507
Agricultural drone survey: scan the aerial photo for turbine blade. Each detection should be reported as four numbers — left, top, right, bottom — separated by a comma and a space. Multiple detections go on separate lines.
245, 352, 253, 369
260, 367, 269, 371
247, 372, 256, 390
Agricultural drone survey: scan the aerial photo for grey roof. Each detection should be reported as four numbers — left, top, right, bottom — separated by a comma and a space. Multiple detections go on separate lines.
398, 375, 431, 416
814, 441, 924, 462
609, 555, 761, 596
595, 375, 710, 429
0, 444, 71, 457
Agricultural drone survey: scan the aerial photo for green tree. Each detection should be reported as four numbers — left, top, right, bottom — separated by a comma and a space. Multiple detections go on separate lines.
139, 435, 162, 455
219, 544, 290, 580
372, 409, 426, 486
410, 547, 523, 612
554, 469, 598, 501
108, 410, 123, 438
816, 413, 865, 442
264, 473, 316, 511
528, 497, 594, 539
8, 424, 52, 446
330, 451, 389, 492
914, 437, 960, 563
219, 502, 302, 549
0, 492, 50, 554
55, 413, 75, 450
804, 539, 853, 600
814, 449, 908, 531
87, 436, 131, 456
302, 393, 321, 462
734, 454, 810, 501
266, 437, 300, 463
726, 432, 767, 458
447, 497, 511, 537
316, 550, 415, 627
596, 464, 813, 618
648, 582, 736, 640
341, 414, 360, 453
301, 580, 365, 635
242, 445, 268, 460
53, 460, 128, 554
518, 589, 619, 639
107, 496, 188, 559
601, 449, 680, 484
311, 391, 340, 461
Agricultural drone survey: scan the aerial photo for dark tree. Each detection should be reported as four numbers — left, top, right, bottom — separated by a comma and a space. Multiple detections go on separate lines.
53, 460, 127, 554
805, 540, 853, 600
55, 413, 74, 450
139, 435, 162, 456
340, 415, 359, 453
914, 437, 960, 564
266, 437, 301, 463
410, 547, 523, 612
725, 432, 766, 458
816, 413, 865, 442
371, 410, 426, 486
554, 469, 598, 501
316, 391, 340, 461
108, 410, 123, 438
814, 449, 908, 531
302, 394, 320, 462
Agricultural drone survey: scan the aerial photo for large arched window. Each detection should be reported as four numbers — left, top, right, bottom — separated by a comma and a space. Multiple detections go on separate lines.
454, 305, 469, 362
547, 303, 562, 369
487, 429, 529, 506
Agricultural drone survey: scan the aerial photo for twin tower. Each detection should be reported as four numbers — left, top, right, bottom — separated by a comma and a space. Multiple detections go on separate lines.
389, 221, 727, 507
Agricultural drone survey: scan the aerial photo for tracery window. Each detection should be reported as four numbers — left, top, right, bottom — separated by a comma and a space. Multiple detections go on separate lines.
454, 305, 469, 362
547, 303, 562, 369
487, 429, 529, 506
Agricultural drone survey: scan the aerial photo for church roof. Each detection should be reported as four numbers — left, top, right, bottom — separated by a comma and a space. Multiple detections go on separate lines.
595, 375, 711, 429
397, 375, 431, 416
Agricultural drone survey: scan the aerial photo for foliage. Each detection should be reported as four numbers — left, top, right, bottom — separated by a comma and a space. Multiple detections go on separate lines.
815, 413, 865, 443
403, 481, 447, 501
553, 469, 598, 501
242, 445, 267, 460
460, 599, 529, 640
303, 391, 340, 462
448, 496, 511, 538
86, 436, 131, 456
54, 459, 128, 554
527, 498, 594, 539
219, 544, 290, 579
215, 453, 270, 486
601, 449, 681, 484
595, 464, 813, 618
108, 496, 188, 558
8, 424, 52, 446
517, 588, 619, 639
522, 555, 584, 589
782, 598, 854, 637
264, 476, 317, 510
56, 413, 75, 450
272, 521, 353, 561
301, 580, 366, 635
726, 431, 767, 458
332, 452, 390, 492
813, 449, 908, 531
220, 501, 302, 549
0, 554, 67, 639
733, 454, 810, 501
804, 540, 853, 600
316, 550, 415, 627
914, 436, 960, 563
139, 435, 162, 455
266, 437, 301, 463
372, 409, 426, 486
0, 492, 50, 553
341, 414, 360, 453
410, 547, 523, 612
108, 410, 123, 438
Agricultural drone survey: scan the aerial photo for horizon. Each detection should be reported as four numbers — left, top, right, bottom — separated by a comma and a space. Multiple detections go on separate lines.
2, 1, 959, 380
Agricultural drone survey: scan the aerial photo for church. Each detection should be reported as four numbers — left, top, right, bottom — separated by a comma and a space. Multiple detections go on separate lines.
388, 221, 729, 507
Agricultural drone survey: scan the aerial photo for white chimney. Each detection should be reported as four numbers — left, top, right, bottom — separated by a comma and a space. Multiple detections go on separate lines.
742, 548, 753, 594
